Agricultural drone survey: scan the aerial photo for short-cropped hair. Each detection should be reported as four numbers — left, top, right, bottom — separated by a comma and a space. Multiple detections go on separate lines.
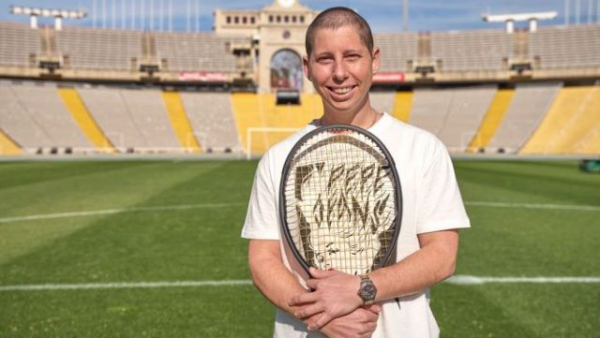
305, 7, 374, 57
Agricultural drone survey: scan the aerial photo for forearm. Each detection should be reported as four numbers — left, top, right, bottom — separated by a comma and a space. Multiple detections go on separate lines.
249, 239, 380, 337
248, 239, 308, 314
370, 229, 459, 302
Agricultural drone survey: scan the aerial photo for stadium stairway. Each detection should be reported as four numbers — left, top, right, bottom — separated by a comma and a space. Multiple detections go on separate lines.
392, 92, 413, 123
161, 92, 202, 153
58, 88, 117, 153
521, 86, 600, 155
0, 129, 21, 155
488, 83, 562, 153
467, 88, 514, 153
231, 93, 322, 155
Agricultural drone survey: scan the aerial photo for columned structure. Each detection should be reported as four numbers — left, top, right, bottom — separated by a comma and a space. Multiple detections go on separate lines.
214, 0, 318, 93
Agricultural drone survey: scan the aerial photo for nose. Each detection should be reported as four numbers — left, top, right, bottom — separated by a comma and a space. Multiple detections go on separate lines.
332, 61, 348, 82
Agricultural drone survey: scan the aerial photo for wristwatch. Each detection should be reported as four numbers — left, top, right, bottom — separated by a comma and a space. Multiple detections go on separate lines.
358, 274, 377, 305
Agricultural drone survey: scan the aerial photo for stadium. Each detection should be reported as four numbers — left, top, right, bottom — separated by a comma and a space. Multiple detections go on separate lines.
0, 0, 599, 337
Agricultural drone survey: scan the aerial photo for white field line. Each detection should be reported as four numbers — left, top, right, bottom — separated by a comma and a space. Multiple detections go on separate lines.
464, 201, 600, 212
0, 203, 244, 224
1, 276, 600, 292
1, 201, 598, 225
447, 275, 600, 285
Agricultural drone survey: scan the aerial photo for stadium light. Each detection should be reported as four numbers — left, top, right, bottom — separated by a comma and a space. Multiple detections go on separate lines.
10, 5, 87, 30
482, 11, 557, 33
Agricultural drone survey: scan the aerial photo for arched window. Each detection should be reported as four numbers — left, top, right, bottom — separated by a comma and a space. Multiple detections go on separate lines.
270, 49, 303, 91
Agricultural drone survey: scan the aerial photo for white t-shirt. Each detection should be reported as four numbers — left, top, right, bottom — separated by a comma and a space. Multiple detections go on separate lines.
242, 113, 471, 338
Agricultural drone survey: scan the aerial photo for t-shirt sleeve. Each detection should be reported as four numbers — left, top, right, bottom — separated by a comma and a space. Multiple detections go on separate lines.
416, 138, 470, 234
241, 152, 280, 240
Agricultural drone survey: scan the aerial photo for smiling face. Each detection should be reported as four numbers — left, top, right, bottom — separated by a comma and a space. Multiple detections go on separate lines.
303, 25, 380, 125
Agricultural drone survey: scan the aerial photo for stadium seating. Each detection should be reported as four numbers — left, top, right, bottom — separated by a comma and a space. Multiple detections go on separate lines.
58, 88, 117, 153
409, 86, 497, 151
530, 24, 600, 69
488, 82, 563, 153
431, 30, 511, 72
0, 83, 51, 152
56, 27, 142, 71
119, 88, 181, 150
231, 93, 323, 154
76, 87, 150, 151
0, 22, 39, 68
78, 87, 184, 152
0, 129, 21, 155
154, 32, 241, 72
162, 91, 202, 153
374, 33, 419, 72
1, 20, 599, 157
0, 82, 92, 153
369, 92, 396, 115
390, 92, 413, 122
179, 92, 242, 152
521, 86, 600, 154
467, 89, 514, 152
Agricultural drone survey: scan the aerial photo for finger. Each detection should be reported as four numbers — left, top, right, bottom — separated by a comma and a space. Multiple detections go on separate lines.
360, 309, 380, 322
363, 304, 382, 314
307, 312, 333, 331
359, 322, 378, 338
289, 292, 318, 306
294, 303, 324, 319
306, 278, 319, 290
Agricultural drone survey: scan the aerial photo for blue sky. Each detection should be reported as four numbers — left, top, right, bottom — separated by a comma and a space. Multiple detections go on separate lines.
1, 0, 598, 32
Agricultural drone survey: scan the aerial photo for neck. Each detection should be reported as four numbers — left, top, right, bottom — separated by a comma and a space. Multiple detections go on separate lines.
319, 105, 382, 129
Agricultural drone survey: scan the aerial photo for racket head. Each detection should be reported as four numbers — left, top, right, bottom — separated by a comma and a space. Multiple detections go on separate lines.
279, 124, 402, 276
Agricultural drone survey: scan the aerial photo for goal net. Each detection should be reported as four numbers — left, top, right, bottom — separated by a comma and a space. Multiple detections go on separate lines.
246, 127, 301, 160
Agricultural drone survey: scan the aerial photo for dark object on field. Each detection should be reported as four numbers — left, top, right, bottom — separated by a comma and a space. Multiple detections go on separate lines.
579, 159, 600, 173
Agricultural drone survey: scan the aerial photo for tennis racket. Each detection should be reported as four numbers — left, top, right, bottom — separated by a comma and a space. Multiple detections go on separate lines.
280, 124, 402, 277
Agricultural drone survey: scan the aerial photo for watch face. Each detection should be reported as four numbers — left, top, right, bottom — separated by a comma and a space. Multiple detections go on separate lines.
360, 279, 377, 301
278, 0, 295, 8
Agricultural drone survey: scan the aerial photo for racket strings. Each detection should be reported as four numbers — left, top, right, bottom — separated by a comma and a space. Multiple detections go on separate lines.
284, 130, 397, 275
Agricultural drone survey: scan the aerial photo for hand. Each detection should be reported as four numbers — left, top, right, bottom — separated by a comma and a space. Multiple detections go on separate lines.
289, 268, 364, 330
318, 305, 381, 338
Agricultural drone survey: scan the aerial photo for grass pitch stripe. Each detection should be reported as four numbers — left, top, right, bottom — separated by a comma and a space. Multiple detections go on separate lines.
465, 201, 600, 212
2, 276, 600, 292
0, 280, 253, 292
0, 203, 243, 224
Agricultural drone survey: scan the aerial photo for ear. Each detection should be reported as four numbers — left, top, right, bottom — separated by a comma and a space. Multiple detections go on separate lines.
371, 46, 381, 74
303, 55, 312, 81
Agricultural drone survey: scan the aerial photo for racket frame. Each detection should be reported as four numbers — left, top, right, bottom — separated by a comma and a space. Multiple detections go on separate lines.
279, 124, 403, 277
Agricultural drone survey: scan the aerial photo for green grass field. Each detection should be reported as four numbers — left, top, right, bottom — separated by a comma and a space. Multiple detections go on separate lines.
0, 159, 598, 337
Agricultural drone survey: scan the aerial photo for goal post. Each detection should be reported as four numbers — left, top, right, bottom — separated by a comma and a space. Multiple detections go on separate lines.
246, 127, 300, 160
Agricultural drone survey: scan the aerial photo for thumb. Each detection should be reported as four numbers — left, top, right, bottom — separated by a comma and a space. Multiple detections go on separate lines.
363, 304, 382, 314
309, 267, 336, 279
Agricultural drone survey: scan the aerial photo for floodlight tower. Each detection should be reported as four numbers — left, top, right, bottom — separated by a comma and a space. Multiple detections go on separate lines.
10, 5, 87, 30
482, 11, 558, 33
403, 0, 409, 31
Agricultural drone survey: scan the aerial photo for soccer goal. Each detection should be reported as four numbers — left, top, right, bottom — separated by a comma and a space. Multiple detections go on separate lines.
246, 127, 301, 160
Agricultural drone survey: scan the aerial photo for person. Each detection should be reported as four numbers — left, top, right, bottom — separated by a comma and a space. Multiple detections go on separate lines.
242, 7, 470, 338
